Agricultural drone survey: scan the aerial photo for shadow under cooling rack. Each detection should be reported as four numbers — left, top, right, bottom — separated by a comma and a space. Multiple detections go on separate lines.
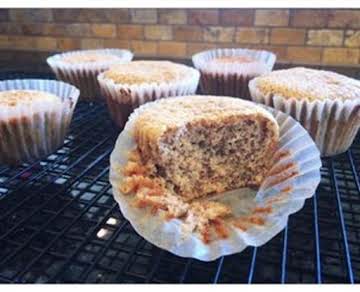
0, 71, 359, 283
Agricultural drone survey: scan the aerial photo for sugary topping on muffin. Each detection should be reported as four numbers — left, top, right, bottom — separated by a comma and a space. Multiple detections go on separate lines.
61, 53, 123, 64
254, 67, 360, 101
0, 90, 60, 107
134, 95, 277, 137
208, 56, 256, 65
102, 61, 191, 85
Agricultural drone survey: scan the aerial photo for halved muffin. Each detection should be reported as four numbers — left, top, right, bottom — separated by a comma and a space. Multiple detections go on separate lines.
133, 95, 279, 201
98, 60, 200, 128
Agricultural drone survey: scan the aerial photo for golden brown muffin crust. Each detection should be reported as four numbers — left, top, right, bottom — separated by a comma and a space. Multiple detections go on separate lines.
102, 61, 191, 85
61, 53, 123, 64
134, 95, 278, 143
254, 67, 360, 101
208, 56, 256, 65
0, 90, 61, 107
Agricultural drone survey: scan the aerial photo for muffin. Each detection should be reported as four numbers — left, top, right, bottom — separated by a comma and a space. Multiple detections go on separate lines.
249, 67, 360, 156
98, 60, 200, 128
192, 48, 276, 99
47, 49, 133, 102
0, 79, 79, 165
131, 95, 279, 201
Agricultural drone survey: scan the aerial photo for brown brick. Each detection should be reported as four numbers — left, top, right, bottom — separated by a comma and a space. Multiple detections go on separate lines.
130, 9, 157, 24
287, 46, 322, 64
0, 22, 26, 35
0, 23, 10, 34
188, 9, 219, 25
0, 35, 10, 49
345, 30, 360, 47
174, 25, 203, 42
307, 30, 343, 46
235, 27, 269, 44
0, 9, 9, 21
186, 42, 217, 56
19, 23, 50, 35
323, 48, 359, 64
103, 39, 130, 49
144, 25, 172, 41
57, 38, 81, 51
9, 36, 36, 50
81, 38, 105, 49
131, 40, 157, 56
328, 10, 360, 29
117, 25, 144, 40
91, 24, 116, 38
203, 26, 235, 43
249, 45, 287, 62
252, 45, 288, 61
159, 9, 187, 24
219, 9, 254, 26
290, 9, 328, 27
57, 24, 92, 37
158, 41, 187, 58
270, 28, 305, 45
9, 9, 53, 22
35, 37, 57, 51
53, 9, 129, 23
255, 9, 289, 27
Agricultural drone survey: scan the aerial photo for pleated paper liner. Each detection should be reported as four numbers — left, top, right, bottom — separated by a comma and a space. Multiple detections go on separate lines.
98, 66, 200, 129
109, 98, 321, 261
192, 48, 276, 100
47, 49, 133, 102
249, 78, 360, 157
0, 79, 79, 166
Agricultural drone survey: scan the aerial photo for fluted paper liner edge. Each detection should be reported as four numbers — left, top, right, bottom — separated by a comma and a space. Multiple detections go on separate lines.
249, 78, 360, 156
47, 49, 133, 101
0, 79, 79, 165
98, 67, 200, 128
192, 48, 276, 99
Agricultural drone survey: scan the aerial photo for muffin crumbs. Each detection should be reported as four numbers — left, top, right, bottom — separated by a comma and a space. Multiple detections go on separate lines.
119, 147, 278, 243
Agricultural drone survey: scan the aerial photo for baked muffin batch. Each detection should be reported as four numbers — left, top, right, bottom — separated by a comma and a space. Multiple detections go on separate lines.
0, 46, 357, 249
0, 47, 359, 165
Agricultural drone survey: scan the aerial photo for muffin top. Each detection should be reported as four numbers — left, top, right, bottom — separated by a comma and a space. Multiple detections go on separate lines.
102, 61, 193, 85
133, 95, 278, 139
208, 55, 257, 65
61, 53, 124, 64
0, 90, 61, 107
253, 67, 360, 101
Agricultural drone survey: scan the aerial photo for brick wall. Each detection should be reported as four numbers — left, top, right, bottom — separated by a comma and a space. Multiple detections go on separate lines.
0, 8, 360, 66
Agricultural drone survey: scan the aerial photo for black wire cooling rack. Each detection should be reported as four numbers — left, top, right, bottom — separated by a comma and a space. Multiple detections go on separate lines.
0, 71, 359, 283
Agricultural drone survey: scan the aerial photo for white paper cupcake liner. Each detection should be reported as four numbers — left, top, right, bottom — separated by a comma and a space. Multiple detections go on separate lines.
249, 78, 360, 157
109, 98, 321, 261
47, 49, 133, 102
0, 79, 80, 166
192, 48, 276, 99
98, 66, 200, 128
